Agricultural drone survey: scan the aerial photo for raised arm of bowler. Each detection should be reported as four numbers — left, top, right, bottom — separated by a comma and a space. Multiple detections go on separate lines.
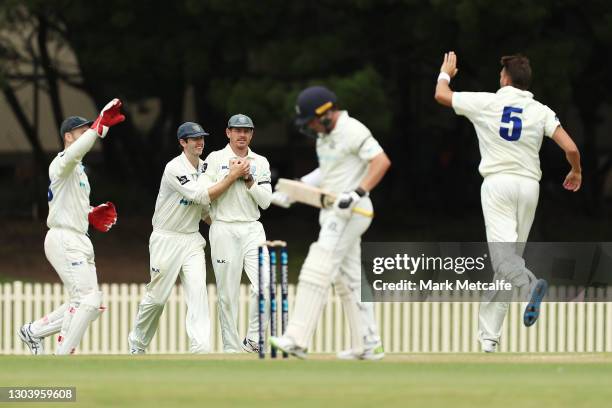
434, 52, 581, 352
128, 122, 249, 354
270, 86, 391, 359
18, 99, 125, 355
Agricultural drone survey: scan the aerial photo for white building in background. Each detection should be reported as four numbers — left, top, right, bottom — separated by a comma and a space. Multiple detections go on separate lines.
0, 83, 98, 153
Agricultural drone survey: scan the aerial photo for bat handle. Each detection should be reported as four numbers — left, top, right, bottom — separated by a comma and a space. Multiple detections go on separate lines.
352, 207, 374, 218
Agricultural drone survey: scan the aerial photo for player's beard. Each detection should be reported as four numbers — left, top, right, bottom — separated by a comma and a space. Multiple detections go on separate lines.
234, 136, 250, 148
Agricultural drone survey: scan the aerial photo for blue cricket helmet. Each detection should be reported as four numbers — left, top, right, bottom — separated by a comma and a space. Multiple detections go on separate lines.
294, 86, 337, 127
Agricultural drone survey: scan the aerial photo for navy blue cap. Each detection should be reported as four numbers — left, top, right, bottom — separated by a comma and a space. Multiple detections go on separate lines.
60, 116, 93, 136
294, 86, 337, 127
177, 122, 209, 139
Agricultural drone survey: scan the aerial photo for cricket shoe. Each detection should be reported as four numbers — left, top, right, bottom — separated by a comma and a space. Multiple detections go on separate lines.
241, 338, 260, 353
523, 279, 548, 327
18, 323, 44, 355
269, 336, 308, 359
128, 338, 145, 354
337, 342, 385, 360
481, 339, 498, 353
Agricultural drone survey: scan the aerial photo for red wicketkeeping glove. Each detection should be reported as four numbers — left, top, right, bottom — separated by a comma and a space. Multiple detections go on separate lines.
88, 202, 117, 232
91, 98, 126, 138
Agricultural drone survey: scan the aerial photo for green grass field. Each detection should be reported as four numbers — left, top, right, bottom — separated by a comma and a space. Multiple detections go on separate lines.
1, 354, 611, 408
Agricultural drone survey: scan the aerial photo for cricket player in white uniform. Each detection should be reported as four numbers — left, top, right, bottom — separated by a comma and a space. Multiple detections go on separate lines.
202, 114, 273, 353
128, 122, 250, 354
270, 86, 391, 359
18, 99, 125, 355
434, 52, 582, 352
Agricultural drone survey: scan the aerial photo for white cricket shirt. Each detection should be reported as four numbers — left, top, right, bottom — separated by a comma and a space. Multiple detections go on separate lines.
317, 111, 384, 193
47, 129, 99, 234
452, 86, 560, 181
152, 152, 210, 233
202, 144, 272, 222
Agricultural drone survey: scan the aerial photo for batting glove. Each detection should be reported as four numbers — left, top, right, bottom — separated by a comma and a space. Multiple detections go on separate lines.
91, 98, 126, 138
271, 191, 294, 209
88, 202, 117, 232
333, 188, 366, 218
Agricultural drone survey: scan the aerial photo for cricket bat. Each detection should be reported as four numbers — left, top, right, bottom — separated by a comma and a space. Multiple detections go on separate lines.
275, 178, 374, 217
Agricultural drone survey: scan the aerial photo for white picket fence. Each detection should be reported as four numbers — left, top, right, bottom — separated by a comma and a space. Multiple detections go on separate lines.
1, 281, 611, 354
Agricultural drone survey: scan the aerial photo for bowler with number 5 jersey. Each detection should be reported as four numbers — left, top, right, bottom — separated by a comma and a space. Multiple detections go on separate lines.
434, 52, 582, 352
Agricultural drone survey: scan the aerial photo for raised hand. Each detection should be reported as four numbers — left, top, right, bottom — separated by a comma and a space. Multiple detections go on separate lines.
440, 51, 459, 78
91, 98, 126, 138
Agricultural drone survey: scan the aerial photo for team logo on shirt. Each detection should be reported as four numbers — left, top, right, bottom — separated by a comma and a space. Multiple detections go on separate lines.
201, 163, 208, 173
47, 181, 53, 202
177, 175, 190, 185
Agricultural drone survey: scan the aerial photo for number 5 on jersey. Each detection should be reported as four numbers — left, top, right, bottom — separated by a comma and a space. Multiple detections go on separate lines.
500, 106, 523, 141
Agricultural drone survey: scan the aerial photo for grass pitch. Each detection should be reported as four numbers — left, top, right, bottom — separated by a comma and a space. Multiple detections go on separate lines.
1, 353, 611, 408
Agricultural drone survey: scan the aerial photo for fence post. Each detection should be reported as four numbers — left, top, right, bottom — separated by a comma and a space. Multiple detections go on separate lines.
13, 281, 23, 354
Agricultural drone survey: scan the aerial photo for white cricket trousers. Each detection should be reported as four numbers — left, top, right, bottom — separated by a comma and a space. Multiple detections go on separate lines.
286, 197, 381, 350
209, 220, 269, 352
479, 173, 539, 344
128, 230, 211, 353
29, 228, 99, 343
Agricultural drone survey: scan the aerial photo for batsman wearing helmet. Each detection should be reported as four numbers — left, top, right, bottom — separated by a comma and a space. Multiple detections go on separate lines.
202, 114, 273, 353
18, 99, 125, 355
270, 86, 391, 359
434, 52, 582, 352
128, 122, 250, 354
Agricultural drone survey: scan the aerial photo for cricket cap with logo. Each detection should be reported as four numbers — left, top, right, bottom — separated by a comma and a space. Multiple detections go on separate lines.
177, 122, 209, 140
59, 116, 93, 137
227, 114, 254, 129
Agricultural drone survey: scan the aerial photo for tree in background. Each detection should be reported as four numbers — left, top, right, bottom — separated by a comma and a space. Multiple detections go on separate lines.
1, 0, 611, 225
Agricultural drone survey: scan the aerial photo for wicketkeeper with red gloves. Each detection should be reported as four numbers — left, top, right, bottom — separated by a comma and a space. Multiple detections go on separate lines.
18, 98, 125, 355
